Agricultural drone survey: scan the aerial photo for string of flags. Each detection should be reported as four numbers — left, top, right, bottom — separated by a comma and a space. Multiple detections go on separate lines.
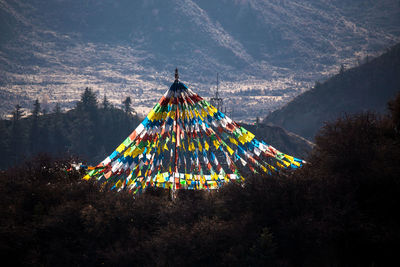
82, 69, 304, 194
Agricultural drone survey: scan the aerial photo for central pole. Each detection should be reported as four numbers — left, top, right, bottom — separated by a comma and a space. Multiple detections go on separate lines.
175, 67, 179, 82
171, 68, 180, 200
174, 105, 179, 174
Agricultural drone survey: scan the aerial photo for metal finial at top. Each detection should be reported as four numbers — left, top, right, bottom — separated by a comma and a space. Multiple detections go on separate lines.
175, 68, 179, 82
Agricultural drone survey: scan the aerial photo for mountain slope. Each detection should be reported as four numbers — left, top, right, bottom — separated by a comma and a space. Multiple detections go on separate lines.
242, 123, 313, 159
0, 0, 399, 120
264, 43, 400, 140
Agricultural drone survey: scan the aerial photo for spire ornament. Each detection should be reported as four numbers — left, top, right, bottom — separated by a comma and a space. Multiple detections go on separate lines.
175, 68, 179, 82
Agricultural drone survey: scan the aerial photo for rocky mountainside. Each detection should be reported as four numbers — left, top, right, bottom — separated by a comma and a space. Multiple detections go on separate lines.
264, 42, 400, 140
1, 0, 399, 120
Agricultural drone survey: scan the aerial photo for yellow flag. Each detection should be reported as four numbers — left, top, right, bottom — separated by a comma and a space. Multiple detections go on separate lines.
282, 160, 291, 167
213, 140, 220, 150
261, 165, 267, 172
131, 148, 140, 158
116, 143, 126, 153
229, 137, 238, 146
185, 173, 191, 180
198, 141, 202, 152
293, 161, 301, 167
82, 174, 91, 180
285, 155, 294, 163
246, 131, 255, 142
153, 112, 160, 121
204, 141, 209, 151
238, 135, 246, 144
226, 145, 234, 155
207, 107, 214, 116
276, 162, 284, 168
189, 142, 195, 151
125, 146, 133, 156
268, 165, 276, 171
147, 109, 155, 121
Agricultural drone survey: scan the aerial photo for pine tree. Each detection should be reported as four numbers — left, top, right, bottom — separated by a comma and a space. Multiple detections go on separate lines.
123, 96, 132, 114
102, 94, 110, 110
32, 99, 41, 117
339, 64, 345, 75
29, 99, 41, 155
69, 88, 99, 161
77, 87, 98, 114
0, 120, 10, 168
53, 103, 61, 114
50, 103, 68, 156
10, 104, 25, 164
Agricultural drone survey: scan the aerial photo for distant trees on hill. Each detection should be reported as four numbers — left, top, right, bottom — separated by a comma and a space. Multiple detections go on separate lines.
265, 42, 400, 140
0, 88, 141, 169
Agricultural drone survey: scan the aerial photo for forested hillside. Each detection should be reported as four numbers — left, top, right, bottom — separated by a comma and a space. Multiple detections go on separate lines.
1, 93, 399, 266
265, 43, 400, 140
0, 88, 141, 169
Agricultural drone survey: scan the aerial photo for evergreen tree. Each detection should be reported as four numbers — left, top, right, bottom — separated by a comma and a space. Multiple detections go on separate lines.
0, 121, 10, 168
32, 99, 41, 117
50, 103, 68, 156
77, 87, 98, 114
29, 99, 41, 155
123, 96, 132, 114
102, 94, 110, 110
10, 104, 25, 164
53, 103, 61, 114
69, 88, 99, 161
339, 63, 345, 75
